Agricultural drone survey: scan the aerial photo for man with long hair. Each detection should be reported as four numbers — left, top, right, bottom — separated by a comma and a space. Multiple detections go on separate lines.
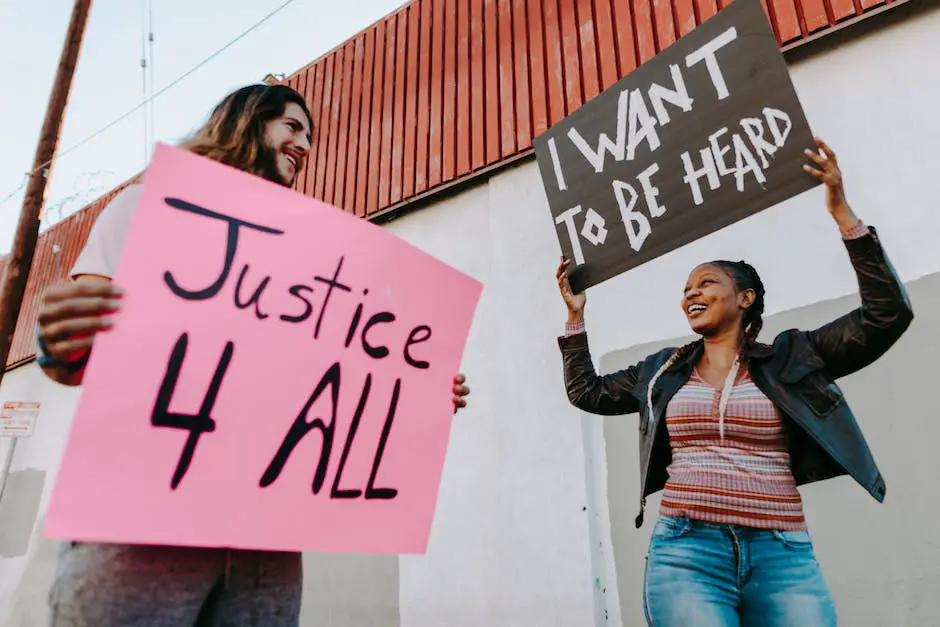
36, 84, 471, 625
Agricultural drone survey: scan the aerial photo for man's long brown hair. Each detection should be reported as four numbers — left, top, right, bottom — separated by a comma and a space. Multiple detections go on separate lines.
179, 84, 313, 185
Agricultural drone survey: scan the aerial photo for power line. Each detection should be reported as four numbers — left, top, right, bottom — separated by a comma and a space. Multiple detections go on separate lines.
0, 178, 27, 210
0, 0, 299, 210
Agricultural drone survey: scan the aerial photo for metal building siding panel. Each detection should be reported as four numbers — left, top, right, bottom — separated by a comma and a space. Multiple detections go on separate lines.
542, 0, 567, 126
442, 0, 459, 181
334, 42, 356, 209
513, 0, 533, 150
456, 0, 473, 176
610, 0, 639, 76
377, 15, 398, 209
576, 0, 601, 102
324, 45, 346, 205
290, 72, 308, 195
314, 54, 334, 200
653, 0, 679, 49
696, 0, 720, 21
593, 0, 620, 91
497, 0, 517, 157
470, 0, 487, 168
391, 10, 409, 204
356, 30, 377, 216
673, 0, 698, 36
771, 0, 804, 41
826, 0, 857, 21
859, 0, 886, 11
632, 0, 658, 62
305, 63, 324, 199
558, 0, 583, 113
428, 0, 445, 187
344, 38, 366, 213
299, 68, 315, 195
527, 0, 551, 136
800, 0, 833, 32
483, 0, 501, 164
366, 21, 386, 214
403, 5, 422, 196
415, 0, 433, 193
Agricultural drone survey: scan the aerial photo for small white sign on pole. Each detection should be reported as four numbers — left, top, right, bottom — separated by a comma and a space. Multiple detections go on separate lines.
0, 401, 40, 437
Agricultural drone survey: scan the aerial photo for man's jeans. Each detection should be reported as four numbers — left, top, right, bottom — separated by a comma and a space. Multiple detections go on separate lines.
49, 542, 302, 626
644, 516, 837, 626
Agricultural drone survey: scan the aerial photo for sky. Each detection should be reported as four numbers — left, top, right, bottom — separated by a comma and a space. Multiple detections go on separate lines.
0, 0, 410, 254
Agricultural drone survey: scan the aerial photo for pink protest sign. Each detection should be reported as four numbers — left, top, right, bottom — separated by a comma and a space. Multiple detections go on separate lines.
45, 143, 482, 554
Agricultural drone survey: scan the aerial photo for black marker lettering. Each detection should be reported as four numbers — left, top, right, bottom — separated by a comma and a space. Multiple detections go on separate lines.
151, 333, 233, 489
312, 256, 352, 340
260, 362, 340, 494
234, 265, 271, 320
403, 325, 432, 369
361, 312, 395, 359
345, 289, 368, 348
162, 198, 283, 300
331, 373, 372, 499
366, 378, 401, 500
280, 285, 315, 323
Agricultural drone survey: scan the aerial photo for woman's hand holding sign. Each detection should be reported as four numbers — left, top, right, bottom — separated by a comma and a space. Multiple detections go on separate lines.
453, 374, 470, 413
803, 137, 860, 232
556, 256, 586, 323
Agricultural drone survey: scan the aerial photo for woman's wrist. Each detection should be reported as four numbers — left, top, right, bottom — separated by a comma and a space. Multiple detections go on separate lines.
831, 203, 859, 232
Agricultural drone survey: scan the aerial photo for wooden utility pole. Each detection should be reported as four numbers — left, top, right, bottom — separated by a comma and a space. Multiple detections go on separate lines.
0, 0, 93, 385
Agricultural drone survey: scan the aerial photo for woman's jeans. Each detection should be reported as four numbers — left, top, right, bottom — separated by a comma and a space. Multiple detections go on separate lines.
644, 516, 837, 626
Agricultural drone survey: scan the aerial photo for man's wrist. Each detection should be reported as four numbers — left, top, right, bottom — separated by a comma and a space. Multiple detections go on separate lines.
35, 327, 89, 373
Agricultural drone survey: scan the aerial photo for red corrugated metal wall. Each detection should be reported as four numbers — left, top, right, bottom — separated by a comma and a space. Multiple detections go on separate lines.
285, 0, 902, 217
2, 180, 138, 368
3, 0, 904, 369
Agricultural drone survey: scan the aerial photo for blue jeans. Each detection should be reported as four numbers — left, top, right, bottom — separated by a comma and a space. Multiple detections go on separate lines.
643, 516, 837, 626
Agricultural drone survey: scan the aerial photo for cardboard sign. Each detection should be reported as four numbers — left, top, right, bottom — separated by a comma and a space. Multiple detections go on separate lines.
0, 401, 40, 437
45, 143, 482, 554
533, 0, 820, 293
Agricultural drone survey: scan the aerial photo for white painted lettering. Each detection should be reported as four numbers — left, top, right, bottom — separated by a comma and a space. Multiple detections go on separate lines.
763, 107, 792, 147
555, 206, 586, 265
566, 89, 630, 173
648, 65, 694, 125
685, 27, 738, 100
626, 89, 661, 160
613, 180, 651, 252
739, 117, 777, 168
708, 127, 734, 177
580, 208, 609, 246
732, 133, 766, 191
681, 148, 721, 205
547, 137, 569, 190
636, 163, 666, 218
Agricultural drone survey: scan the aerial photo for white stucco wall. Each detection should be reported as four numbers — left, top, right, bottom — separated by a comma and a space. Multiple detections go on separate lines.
1, 4, 938, 625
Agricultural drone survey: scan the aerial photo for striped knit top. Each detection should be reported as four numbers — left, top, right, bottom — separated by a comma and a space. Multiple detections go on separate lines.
659, 369, 807, 530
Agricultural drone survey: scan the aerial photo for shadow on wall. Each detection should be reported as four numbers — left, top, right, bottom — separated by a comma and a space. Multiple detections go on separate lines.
593, 271, 940, 627
0, 468, 45, 558
301, 553, 400, 626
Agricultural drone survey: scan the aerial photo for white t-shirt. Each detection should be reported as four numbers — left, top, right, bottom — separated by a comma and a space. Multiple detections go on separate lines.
70, 185, 142, 280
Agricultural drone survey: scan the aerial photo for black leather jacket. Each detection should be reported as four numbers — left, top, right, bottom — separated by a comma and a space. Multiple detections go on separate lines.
558, 227, 913, 528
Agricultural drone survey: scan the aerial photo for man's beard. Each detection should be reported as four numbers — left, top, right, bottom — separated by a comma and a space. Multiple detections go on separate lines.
257, 144, 291, 187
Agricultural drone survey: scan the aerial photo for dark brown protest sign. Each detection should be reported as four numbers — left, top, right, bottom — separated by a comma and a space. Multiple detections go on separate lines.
533, 0, 820, 293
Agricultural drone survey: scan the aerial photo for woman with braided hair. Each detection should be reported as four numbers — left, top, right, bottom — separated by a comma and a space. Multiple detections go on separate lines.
556, 137, 912, 626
